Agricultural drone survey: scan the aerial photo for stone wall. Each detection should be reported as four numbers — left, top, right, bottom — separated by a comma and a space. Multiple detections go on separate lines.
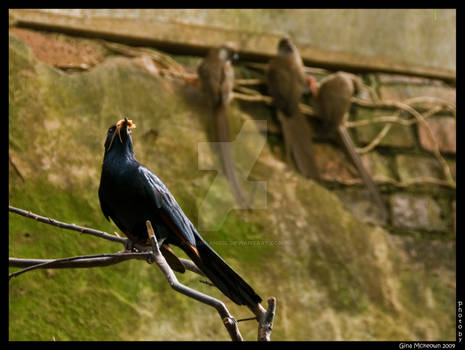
31, 9, 458, 73
312, 71, 456, 238
9, 9, 456, 82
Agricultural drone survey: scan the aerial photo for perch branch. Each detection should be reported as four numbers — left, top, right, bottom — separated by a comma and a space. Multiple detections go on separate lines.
9, 209, 276, 340
145, 220, 243, 341
257, 297, 276, 341
235, 78, 264, 86
9, 254, 151, 269
9, 206, 207, 276
9, 252, 152, 280
9, 206, 127, 245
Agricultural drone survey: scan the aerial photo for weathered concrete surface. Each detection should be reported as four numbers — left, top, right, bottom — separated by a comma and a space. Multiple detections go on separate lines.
9, 31, 456, 341
9, 9, 456, 82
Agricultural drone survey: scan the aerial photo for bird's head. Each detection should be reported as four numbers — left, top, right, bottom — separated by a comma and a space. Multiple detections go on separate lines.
277, 37, 297, 55
104, 117, 137, 154
218, 42, 239, 62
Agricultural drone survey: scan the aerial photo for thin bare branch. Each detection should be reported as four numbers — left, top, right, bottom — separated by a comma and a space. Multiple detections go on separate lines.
9, 206, 127, 245
348, 97, 456, 189
235, 78, 264, 86
356, 123, 392, 154
9, 252, 152, 280
9, 152, 25, 182
232, 91, 272, 104
9, 208, 275, 340
257, 297, 277, 341
345, 115, 414, 128
390, 100, 455, 188
145, 220, 243, 341
9, 253, 152, 270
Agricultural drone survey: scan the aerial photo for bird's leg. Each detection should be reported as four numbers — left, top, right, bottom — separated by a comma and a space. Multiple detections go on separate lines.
145, 236, 166, 247
140, 237, 167, 264
157, 236, 167, 247
123, 239, 135, 252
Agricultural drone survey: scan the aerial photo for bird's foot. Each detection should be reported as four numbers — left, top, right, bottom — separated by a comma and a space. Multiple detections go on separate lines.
124, 239, 136, 252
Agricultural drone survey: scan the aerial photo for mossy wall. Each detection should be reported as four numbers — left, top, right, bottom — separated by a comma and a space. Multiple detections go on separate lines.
9, 27, 456, 341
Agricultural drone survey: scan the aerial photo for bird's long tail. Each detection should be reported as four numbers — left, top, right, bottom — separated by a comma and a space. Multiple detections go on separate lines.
337, 125, 388, 219
185, 231, 262, 310
213, 104, 251, 209
278, 110, 320, 181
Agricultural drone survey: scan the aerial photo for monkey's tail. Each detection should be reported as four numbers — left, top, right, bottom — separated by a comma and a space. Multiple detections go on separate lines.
337, 125, 388, 220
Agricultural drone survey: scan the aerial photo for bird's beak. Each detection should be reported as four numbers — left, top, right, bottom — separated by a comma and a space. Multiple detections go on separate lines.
107, 118, 136, 151
116, 117, 136, 142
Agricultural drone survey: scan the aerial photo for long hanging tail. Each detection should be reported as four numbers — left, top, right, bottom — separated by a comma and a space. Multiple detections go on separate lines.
337, 125, 388, 220
213, 104, 251, 209
278, 110, 320, 181
185, 231, 262, 309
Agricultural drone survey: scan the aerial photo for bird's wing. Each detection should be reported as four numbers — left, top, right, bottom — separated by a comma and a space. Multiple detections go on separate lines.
267, 56, 304, 116
98, 184, 112, 222
138, 166, 196, 247
316, 74, 354, 126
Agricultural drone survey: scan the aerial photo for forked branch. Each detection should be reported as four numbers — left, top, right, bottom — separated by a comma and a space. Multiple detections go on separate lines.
9, 206, 276, 341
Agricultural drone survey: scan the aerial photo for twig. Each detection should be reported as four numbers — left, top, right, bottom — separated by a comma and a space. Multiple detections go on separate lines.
232, 91, 272, 104
9, 153, 25, 182
9, 254, 151, 269
344, 105, 448, 128
145, 220, 243, 341
232, 91, 317, 118
235, 78, 264, 86
356, 123, 392, 154
352, 96, 456, 117
9, 252, 152, 280
257, 297, 276, 342
349, 98, 455, 188
345, 114, 415, 128
9, 207, 275, 340
390, 100, 455, 188
9, 206, 208, 276
402, 96, 456, 116
9, 206, 127, 245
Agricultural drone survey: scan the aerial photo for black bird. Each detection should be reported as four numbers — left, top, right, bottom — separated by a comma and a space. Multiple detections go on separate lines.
98, 118, 262, 309
197, 44, 251, 209
309, 72, 388, 219
267, 37, 320, 180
